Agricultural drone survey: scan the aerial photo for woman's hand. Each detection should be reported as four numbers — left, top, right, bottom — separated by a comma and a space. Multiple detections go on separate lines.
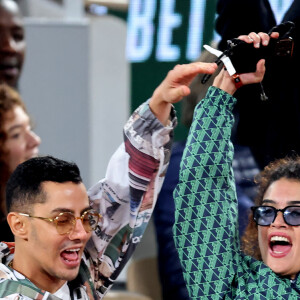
213, 32, 279, 95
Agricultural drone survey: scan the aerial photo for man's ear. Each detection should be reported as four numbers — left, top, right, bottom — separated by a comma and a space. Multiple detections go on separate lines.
7, 212, 29, 239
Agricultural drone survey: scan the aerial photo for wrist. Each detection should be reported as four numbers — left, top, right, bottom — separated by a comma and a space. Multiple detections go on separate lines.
149, 92, 171, 126
213, 76, 237, 95
232, 74, 243, 89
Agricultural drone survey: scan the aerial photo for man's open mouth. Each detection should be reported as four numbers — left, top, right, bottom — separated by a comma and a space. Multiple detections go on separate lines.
60, 248, 81, 266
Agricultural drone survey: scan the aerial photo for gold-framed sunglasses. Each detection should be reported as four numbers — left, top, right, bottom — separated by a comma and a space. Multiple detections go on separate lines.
19, 209, 102, 235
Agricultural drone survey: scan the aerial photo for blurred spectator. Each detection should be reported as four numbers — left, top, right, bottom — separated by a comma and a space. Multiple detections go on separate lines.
0, 83, 40, 241
153, 140, 189, 300
0, 0, 25, 89
215, 0, 299, 169
216, 0, 276, 51
0, 0, 29, 241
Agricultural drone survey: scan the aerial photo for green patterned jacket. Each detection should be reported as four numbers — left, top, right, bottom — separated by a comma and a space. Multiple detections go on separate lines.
173, 86, 300, 299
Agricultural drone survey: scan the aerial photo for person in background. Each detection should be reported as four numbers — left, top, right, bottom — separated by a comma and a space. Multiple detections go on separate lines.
153, 138, 189, 299
215, 0, 300, 170
183, 0, 279, 208
0, 0, 25, 89
0, 83, 40, 242
0, 0, 28, 239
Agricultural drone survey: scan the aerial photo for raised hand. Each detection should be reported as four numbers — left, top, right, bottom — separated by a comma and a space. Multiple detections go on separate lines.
150, 62, 217, 125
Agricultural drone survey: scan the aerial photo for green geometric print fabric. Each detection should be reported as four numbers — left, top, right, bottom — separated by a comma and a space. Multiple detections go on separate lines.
173, 86, 300, 299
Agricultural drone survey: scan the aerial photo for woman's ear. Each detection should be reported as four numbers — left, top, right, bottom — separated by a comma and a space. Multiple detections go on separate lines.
7, 212, 28, 239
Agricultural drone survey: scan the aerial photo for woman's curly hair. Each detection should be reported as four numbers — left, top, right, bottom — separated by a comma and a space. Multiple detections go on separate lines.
241, 156, 300, 260
0, 83, 26, 218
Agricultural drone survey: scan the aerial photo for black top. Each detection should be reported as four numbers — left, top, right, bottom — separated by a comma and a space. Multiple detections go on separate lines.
216, 0, 300, 169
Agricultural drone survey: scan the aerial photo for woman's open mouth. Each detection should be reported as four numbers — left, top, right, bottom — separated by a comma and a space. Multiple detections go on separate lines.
269, 235, 292, 258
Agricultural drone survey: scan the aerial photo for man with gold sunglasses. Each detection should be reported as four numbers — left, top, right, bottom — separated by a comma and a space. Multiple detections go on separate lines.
0, 60, 218, 299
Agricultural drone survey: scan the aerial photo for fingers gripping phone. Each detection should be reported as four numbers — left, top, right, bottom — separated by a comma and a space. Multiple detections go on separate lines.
225, 21, 295, 74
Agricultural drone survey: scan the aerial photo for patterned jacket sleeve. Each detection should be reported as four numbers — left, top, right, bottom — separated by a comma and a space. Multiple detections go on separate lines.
173, 86, 239, 299
86, 100, 177, 298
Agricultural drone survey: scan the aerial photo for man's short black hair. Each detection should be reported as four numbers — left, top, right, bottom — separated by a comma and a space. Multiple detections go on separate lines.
6, 156, 82, 213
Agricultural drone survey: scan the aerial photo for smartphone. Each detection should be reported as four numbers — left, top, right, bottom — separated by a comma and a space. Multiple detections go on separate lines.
227, 37, 294, 73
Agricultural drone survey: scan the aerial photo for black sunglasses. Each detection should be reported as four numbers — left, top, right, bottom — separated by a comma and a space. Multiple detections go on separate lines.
251, 205, 300, 226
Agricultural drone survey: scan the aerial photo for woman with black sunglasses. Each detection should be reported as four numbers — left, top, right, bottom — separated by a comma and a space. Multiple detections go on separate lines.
173, 30, 300, 299
242, 158, 300, 276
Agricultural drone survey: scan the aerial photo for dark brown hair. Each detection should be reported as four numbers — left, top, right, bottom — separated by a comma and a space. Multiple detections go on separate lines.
241, 156, 300, 259
7, 156, 82, 213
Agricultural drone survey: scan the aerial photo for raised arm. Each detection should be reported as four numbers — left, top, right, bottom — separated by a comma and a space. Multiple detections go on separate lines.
173, 32, 277, 299
85, 62, 218, 298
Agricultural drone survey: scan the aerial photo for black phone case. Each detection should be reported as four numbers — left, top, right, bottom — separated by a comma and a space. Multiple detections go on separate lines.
227, 37, 294, 73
